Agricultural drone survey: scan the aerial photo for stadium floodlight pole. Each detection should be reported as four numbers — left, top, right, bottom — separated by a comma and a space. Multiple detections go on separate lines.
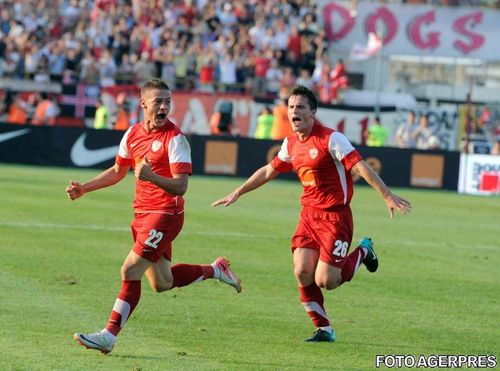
374, 24, 384, 117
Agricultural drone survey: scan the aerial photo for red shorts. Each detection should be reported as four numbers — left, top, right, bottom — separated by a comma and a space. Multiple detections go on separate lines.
291, 205, 353, 268
131, 212, 184, 263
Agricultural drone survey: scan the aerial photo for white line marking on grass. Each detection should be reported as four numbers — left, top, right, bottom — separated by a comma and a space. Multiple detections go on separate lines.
0, 221, 274, 239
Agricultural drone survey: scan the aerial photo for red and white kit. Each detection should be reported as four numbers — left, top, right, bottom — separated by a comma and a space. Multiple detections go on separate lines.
271, 122, 362, 267
116, 119, 192, 262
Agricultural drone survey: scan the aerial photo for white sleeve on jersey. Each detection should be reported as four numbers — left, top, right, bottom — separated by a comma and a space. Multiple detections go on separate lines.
276, 137, 291, 163
328, 131, 356, 161
168, 134, 192, 164
117, 127, 133, 159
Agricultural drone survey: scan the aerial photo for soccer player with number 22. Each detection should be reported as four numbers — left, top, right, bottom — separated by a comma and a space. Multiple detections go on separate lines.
67, 79, 241, 354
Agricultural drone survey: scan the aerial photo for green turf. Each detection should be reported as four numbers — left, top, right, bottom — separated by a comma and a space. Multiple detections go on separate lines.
0, 163, 498, 370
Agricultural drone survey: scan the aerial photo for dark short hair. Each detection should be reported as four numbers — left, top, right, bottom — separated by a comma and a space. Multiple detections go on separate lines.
289, 85, 318, 110
141, 79, 170, 96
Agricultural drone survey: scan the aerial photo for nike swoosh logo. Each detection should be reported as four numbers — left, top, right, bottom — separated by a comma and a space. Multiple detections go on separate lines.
70, 132, 119, 167
0, 128, 31, 143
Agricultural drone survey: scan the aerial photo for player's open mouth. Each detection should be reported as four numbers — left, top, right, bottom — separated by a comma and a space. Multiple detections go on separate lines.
156, 112, 166, 121
292, 117, 301, 123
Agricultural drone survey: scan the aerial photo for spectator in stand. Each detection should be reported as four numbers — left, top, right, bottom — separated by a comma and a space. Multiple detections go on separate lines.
32, 92, 58, 126
98, 48, 117, 87
287, 25, 302, 62
173, 41, 189, 90
233, 44, 249, 93
262, 28, 280, 52
254, 106, 274, 139
248, 17, 266, 50
184, 43, 198, 91
367, 116, 389, 147
24, 43, 42, 79
296, 68, 314, 90
477, 105, 493, 136
116, 53, 134, 85
133, 51, 157, 86
265, 59, 284, 98
79, 50, 96, 84
201, 3, 221, 43
317, 61, 332, 105
0, 9, 10, 35
199, 53, 216, 92
219, 2, 238, 33
273, 18, 290, 52
252, 49, 271, 97
412, 114, 440, 150
33, 54, 50, 83
48, 41, 67, 82
64, 47, 80, 81
395, 111, 419, 149
299, 35, 317, 76
218, 51, 237, 93
279, 66, 296, 98
330, 59, 348, 103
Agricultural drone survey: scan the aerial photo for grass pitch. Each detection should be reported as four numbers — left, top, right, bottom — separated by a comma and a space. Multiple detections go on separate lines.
0, 163, 498, 370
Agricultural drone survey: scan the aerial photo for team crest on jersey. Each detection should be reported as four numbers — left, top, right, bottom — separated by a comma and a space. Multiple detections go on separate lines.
309, 148, 318, 159
151, 140, 162, 152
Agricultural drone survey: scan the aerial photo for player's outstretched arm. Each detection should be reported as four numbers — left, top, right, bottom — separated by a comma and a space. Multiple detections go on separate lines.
66, 164, 130, 201
352, 160, 411, 218
212, 164, 279, 207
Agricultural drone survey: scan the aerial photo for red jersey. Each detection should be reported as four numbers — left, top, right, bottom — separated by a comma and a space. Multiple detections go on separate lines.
115, 119, 192, 213
271, 123, 362, 209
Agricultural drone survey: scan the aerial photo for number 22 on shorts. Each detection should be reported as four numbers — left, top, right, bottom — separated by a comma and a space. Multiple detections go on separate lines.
145, 229, 164, 249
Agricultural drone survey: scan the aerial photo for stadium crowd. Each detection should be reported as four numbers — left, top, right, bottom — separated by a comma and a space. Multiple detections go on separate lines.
0, 0, 352, 104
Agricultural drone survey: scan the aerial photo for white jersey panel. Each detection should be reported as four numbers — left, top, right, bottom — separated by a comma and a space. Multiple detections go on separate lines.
277, 138, 291, 163
328, 131, 354, 205
328, 131, 356, 162
168, 134, 192, 165
118, 127, 133, 159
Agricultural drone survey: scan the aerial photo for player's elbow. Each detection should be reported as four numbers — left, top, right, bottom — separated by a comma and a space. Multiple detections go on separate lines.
175, 182, 188, 196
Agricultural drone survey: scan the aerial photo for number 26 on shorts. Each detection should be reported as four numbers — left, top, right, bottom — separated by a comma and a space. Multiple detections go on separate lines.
333, 240, 348, 258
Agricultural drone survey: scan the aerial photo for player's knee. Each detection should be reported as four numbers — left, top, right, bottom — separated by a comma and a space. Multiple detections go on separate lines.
317, 276, 341, 290
294, 267, 314, 286
150, 281, 172, 293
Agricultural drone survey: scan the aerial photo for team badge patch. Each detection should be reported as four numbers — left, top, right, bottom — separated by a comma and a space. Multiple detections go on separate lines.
309, 148, 318, 159
151, 140, 162, 152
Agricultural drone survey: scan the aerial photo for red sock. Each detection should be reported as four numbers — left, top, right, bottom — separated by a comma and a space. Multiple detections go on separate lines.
171, 264, 214, 288
340, 246, 366, 284
299, 283, 330, 327
106, 280, 141, 336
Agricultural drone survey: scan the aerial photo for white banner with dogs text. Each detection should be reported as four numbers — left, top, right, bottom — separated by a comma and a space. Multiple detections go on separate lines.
318, 1, 500, 60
